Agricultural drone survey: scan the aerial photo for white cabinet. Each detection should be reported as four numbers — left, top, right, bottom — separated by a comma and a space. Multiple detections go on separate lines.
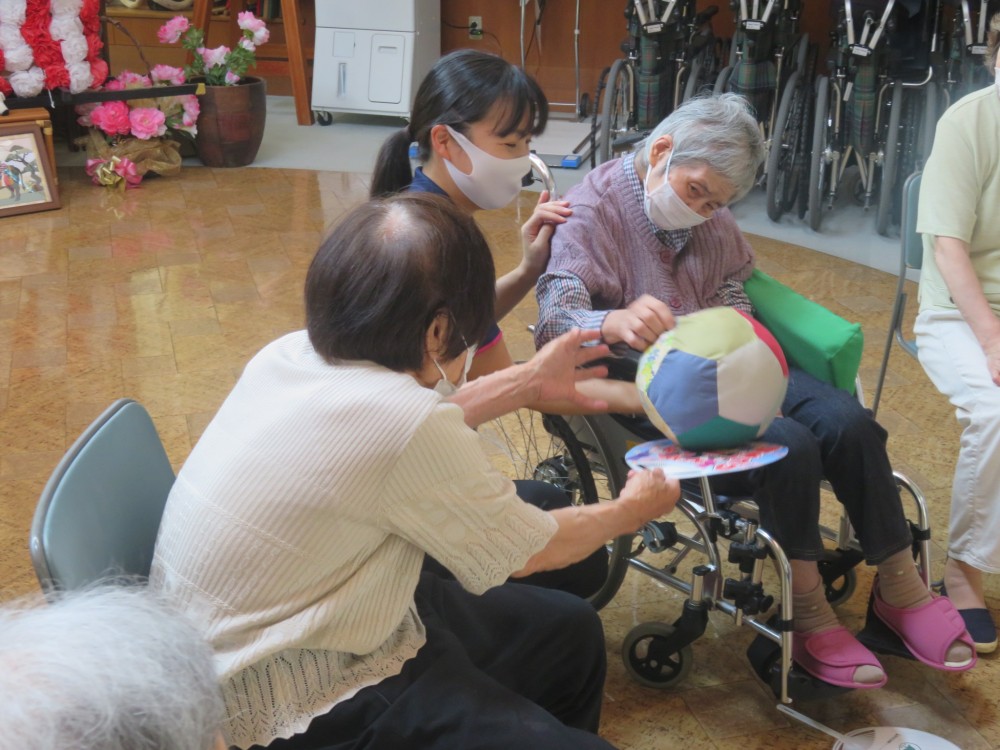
312, 0, 440, 119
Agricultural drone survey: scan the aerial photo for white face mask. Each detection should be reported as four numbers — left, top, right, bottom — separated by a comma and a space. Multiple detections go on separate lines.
442, 125, 531, 210
643, 150, 709, 231
432, 344, 477, 397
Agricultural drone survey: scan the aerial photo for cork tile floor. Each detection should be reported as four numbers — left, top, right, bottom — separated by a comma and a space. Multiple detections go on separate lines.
0, 165, 997, 749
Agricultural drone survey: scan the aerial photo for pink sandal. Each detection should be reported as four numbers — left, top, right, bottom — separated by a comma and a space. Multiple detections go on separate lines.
792, 626, 888, 689
872, 578, 977, 672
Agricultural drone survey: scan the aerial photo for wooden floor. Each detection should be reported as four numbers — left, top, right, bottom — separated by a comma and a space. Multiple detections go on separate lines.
1, 165, 998, 749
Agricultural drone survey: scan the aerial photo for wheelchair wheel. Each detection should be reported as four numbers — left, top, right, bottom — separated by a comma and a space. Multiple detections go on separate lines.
480, 409, 630, 610
793, 32, 810, 73
919, 82, 938, 165
876, 80, 903, 237
713, 65, 734, 95
621, 621, 694, 689
765, 69, 801, 221
598, 58, 633, 165
681, 58, 702, 103
822, 566, 857, 608
807, 75, 831, 232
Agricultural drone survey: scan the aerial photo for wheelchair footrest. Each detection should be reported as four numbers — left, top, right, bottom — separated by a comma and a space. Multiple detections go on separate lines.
746, 632, 855, 702
855, 591, 916, 661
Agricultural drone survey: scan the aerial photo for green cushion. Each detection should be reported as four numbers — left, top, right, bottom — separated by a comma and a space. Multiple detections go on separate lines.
744, 269, 863, 393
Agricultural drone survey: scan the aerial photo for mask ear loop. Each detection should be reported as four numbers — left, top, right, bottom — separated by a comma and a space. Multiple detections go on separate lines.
644, 143, 674, 197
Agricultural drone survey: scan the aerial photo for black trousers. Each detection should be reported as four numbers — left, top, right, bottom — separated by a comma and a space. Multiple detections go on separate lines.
255, 573, 613, 750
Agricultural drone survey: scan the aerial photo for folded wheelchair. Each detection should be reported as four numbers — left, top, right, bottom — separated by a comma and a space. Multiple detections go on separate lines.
481, 270, 932, 707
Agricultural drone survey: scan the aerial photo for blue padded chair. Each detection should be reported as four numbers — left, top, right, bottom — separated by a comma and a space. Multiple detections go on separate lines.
872, 170, 923, 416
29, 399, 175, 593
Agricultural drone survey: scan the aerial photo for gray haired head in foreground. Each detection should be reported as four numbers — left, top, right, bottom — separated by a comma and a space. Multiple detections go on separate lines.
0, 585, 223, 750
637, 92, 766, 203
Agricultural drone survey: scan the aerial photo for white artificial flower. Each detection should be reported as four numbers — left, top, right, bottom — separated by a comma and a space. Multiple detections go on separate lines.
50, 0, 83, 14
49, 15, 84, 40
9, 66, 44, 97
67, 60, 92, 93
2, 42, 33, 72
0, 0, 26, 26
59, 35, 88, 64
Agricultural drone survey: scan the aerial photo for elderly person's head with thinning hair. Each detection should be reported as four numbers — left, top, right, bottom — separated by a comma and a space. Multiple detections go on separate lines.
0, 586, 224, 750
636, 93, 765, 205
305, 192, 496, 372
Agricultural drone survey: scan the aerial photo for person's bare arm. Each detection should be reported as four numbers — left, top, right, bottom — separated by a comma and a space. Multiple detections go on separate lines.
495, 191, 573, 320
531, 378, 643, 416
513, 468, 679, 576
447, 329, 612, 427
934, 235, 1000, 385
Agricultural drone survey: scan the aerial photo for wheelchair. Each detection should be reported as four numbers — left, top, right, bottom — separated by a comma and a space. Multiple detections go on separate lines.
936, 0, 1000, 103
594, 0, 726, 165
808, 0, 940, 236
481, 272, 933, 706
713, 0, 814, 213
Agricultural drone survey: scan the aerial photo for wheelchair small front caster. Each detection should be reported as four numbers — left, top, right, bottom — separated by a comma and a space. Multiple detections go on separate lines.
621, 622, 693, 689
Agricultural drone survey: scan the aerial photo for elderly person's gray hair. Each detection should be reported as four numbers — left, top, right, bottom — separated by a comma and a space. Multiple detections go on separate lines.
0, 585, 223, 750
636, 93, 765, 202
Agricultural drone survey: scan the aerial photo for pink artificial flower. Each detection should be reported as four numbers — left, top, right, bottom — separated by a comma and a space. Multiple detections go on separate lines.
129, 107, 167, 139
117, 70, 152, 89
104, 77, 125, 91
158, 16, 190, 44
90, 100, 132, 136
199, 45, 230, 71
181, 95, 200, 124
239, 37, 256, 52
150, 64, 185, 85
224, 71, 240, 85
237, 11, 270, 45
75, 101, 98, 127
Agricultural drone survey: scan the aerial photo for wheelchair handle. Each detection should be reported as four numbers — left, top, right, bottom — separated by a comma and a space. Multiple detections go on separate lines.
693, 4, 719, 27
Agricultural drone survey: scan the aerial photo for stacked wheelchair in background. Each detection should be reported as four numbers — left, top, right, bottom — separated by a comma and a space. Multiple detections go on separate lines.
592, 0, 999, 236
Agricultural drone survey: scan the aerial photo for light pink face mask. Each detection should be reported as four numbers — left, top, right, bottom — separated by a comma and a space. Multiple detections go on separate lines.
643, 150, 708, 231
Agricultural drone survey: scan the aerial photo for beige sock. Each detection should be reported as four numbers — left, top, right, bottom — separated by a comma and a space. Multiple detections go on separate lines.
877, 550, 972, 665
876, 550, 932, 609
794, 579, 885, 684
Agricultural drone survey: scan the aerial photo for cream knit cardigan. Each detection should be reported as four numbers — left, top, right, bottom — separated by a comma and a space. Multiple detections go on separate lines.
150, 330, 557, 748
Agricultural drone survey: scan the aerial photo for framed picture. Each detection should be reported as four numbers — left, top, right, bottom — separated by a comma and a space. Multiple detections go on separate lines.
0, 123, 60, 218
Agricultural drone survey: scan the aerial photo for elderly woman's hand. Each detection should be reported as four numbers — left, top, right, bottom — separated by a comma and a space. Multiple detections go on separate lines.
600, 294, 676, 349
618, 468, 680, 528
520, 190, 572, 278
520, 328, 611, 411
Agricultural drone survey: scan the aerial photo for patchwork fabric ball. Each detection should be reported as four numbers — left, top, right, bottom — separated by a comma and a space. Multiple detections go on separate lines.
636, 307, 789, 450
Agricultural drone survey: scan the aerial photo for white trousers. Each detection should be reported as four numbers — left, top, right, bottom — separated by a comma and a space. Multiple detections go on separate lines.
916, 308, 1000, 573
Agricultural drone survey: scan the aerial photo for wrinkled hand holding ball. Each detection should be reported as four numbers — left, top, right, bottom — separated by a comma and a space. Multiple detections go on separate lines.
636, 307, 789, 450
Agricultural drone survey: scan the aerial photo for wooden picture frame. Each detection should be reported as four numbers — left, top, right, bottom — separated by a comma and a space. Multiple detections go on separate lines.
0, 123, 60, 218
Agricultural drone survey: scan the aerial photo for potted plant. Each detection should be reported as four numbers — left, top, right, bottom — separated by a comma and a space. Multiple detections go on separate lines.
157, 12, 270, 168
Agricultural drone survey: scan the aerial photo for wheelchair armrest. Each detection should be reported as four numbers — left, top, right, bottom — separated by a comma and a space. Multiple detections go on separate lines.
744, 269, 863, 394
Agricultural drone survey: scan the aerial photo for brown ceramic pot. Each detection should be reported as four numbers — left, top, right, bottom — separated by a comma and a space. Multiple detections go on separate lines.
195, 76, 267, 168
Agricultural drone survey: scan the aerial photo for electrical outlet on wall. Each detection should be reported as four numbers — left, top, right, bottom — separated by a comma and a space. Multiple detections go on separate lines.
468, 16, 483, 39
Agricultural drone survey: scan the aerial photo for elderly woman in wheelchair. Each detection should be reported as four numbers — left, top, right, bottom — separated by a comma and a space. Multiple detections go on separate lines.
533, 93, 976, 691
